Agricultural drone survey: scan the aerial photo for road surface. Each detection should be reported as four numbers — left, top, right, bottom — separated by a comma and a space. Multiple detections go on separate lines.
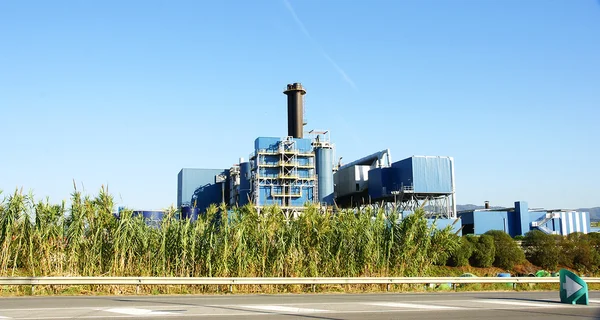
0, 291, 598, 319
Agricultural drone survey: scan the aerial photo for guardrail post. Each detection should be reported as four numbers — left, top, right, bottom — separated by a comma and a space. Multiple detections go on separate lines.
386, 283, 390, 292
312, 284, 316, 292
513, 282, 517, 290
31, 285, 35, 295
229, 284, 233, 293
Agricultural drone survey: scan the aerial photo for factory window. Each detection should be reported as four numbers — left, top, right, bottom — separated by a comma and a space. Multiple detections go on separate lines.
356, 183, 360, 192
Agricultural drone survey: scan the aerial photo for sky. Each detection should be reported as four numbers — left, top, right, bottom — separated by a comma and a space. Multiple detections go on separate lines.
1, 0, 599, 210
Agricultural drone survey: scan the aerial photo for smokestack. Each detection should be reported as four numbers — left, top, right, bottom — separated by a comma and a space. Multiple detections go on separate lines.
484, 201, 490, 209
283, 83, 306, 138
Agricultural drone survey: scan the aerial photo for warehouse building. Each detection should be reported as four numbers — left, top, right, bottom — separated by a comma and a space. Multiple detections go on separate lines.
459, 201, 591, 236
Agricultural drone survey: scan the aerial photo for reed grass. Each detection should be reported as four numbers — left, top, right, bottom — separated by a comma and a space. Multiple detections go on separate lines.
0, 186, 459, 279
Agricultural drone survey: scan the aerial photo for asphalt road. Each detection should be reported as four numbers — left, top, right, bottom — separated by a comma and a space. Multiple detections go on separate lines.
0, 291, 599, 319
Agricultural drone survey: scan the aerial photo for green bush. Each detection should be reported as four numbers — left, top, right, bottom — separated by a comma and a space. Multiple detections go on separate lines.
522, 230, 560, 270
484, 230, 525, 270
560, 232, 600, 273
447, 236, 473, 267
468, 234, 495, 268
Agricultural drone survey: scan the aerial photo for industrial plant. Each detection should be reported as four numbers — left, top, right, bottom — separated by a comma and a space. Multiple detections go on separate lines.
133, 82, 591, 237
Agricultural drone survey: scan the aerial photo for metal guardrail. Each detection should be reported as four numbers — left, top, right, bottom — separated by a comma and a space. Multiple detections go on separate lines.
1, 276, 599, 286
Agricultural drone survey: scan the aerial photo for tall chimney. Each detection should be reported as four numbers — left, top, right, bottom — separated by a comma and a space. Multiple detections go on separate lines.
283, 83, 306, 138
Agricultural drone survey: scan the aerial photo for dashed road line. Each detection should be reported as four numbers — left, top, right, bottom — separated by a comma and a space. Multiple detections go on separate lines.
365, 302, 463, 310
478, 300, 557, 308
239, 305, 328, 313
104, 308, 177, 316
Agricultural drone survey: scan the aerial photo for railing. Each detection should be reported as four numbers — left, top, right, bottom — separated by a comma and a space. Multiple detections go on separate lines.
1, 276, 599, 286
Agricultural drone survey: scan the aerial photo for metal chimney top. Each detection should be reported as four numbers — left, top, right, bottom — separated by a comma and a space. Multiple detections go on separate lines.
283, 82, 306, 139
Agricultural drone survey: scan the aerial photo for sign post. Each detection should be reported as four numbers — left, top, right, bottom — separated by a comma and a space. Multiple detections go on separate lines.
559, 269, 588, 305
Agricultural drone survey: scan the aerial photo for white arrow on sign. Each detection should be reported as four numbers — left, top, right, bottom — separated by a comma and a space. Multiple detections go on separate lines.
563, 276, 583, 298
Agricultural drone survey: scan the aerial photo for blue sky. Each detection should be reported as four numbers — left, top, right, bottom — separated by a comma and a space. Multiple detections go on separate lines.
1, 0, 599, 209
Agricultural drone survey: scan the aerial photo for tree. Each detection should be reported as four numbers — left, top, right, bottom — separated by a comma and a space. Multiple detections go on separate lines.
447, 236, 473, 267
484, 230, 525, 270
522, 230, 560, 270
468, 234, 495, 268
560, 232, 600, 273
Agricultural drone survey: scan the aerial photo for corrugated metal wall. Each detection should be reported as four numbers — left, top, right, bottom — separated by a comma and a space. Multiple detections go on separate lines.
255, 137, 281, 151
390, 156, 452, 193
239, 162, 251, 206
334, 165, 370, 198
528, 211, 590, 235
177, 168, 228, 212
464, 207, 591, 237
368, 167, 403, 200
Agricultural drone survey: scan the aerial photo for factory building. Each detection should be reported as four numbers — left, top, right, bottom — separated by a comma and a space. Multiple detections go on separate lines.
177, 83, 336, 217
459, 201, 591, 236
171, 81, 590, 236
177, 168, 229, 211
175, 82, 457, 220
334, 150, 457, 219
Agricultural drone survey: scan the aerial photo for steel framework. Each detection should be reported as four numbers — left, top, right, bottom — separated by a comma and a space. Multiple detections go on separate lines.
250, 137, 316, 218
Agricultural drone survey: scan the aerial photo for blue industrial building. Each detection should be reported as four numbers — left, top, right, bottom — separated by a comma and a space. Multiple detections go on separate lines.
176, 83, 336, 217
170, 81, 592, 236
335, 152, 457, 219
459, 201, 591, 236
175, 83, 458, 220
250, 136, 316, 210
177, 168, 229, 212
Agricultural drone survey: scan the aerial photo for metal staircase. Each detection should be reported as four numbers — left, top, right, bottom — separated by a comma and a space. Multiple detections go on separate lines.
531, 212, 561, 235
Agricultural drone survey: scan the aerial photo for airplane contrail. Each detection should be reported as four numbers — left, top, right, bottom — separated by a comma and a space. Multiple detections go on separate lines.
282, 0, 358, 90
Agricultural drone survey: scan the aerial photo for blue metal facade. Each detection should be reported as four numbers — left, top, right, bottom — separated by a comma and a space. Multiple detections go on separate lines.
391, 156, 453, 193
239, 162, 251, 206
428, 218, 461, 234
368, 167, 403, 199
315, 146, 334, 204
131, 210, 166, 227
177, 168, 228, 212
253, 137, 316, 208
459, 201, 592, 237
181, 206, 200, 221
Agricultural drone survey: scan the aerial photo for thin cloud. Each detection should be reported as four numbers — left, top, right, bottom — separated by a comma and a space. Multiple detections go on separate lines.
282, 0, 358, 90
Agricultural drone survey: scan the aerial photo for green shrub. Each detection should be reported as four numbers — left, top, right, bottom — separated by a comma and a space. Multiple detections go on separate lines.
469, 234, 495, 268
522, 230, 560, 270
447, 236, 473, 267
484, 230, 525, 270
560, 232, 600, 273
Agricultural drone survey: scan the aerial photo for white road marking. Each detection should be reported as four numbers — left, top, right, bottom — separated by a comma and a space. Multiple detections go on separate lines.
104, 308, 177, 316
240, 305, 328, 313
589, 299, 600, 304
0, 316, 11, 319
478, 300, 555, 308
365, 302, 462, 310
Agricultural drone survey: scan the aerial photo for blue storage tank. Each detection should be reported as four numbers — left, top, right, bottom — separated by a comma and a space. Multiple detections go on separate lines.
239, 162, 251, 206
315, 146, 334, 204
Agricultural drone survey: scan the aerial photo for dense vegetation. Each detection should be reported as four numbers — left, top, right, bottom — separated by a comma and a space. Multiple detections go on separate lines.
1, 187, 598, 282
0, 187, 459, 278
